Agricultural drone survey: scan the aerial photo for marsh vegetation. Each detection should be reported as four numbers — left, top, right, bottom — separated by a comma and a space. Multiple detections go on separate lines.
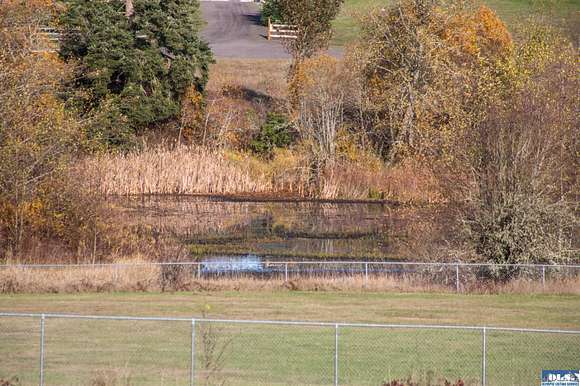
0, 0, 577, 274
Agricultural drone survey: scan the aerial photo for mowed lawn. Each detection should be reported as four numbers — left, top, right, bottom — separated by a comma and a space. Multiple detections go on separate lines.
332, 0, 580, 44
1, 292, 579, 385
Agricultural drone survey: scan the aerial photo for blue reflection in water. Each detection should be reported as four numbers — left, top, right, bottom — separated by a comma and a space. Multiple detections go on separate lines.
201, 254, 265, 273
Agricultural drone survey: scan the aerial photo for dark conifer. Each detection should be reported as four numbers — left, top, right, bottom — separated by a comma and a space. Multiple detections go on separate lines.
60, 0, 212, 147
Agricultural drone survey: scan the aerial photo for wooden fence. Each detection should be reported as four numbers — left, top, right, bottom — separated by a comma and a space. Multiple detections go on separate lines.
267, 17, 297, 40
31, 27, 60, 53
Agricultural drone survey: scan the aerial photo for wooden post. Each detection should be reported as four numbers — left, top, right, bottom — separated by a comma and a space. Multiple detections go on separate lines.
267, 17, 271, 40
125, 0, 134, 18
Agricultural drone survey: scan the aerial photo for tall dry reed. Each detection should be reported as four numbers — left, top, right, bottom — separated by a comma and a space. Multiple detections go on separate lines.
84, 146, 273, 196
83, 144, 446, 202
320, 159, 445, 202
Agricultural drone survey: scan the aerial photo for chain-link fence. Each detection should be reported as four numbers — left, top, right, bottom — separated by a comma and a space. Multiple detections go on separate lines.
1, 261, 579, 293
1, 312, 578, 386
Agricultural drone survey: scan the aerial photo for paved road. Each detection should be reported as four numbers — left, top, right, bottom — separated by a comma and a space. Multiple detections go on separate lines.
200, 0, 342, 59
201, 0, 290, 59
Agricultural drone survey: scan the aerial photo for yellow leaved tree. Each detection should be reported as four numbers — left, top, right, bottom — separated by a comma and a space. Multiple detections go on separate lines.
0, 0, 105, 261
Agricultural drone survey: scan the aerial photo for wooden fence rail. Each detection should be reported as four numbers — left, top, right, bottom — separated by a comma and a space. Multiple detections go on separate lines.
31, 27, 60, 53
267, 17, 297, 40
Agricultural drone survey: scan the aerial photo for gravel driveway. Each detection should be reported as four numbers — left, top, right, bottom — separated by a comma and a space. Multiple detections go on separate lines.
200, 0, 342, 59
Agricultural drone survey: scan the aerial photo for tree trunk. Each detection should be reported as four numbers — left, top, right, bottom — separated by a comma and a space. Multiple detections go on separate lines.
125, 0, 134, 18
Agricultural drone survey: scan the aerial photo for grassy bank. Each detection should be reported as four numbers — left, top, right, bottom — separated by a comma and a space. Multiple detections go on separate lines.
332, 0, 580, 44
1, 292, 578, 385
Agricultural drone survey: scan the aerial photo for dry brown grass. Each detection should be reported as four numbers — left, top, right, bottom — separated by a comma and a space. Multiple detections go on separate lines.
321, 158, 445, 202
83, 145, 273, 195
207, 59, 289, 100
83, 143, 446, 202
82, 144, 313, 197
1, 263, 578, 295
464, 277, 580, 295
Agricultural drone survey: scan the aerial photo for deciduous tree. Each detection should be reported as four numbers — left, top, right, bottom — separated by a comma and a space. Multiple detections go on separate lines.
352, 0, 512, 163
278, 0, 343, 61
0, 0, 106, 259
460, 24, 578, 270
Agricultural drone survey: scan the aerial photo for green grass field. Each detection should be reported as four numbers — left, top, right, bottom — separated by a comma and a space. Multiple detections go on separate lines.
1, 291, 580, 328
332, 0, 580, 44
1, 292, 579, 385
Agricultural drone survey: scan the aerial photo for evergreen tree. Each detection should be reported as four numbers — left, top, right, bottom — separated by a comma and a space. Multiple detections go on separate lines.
60, 0, 212, 147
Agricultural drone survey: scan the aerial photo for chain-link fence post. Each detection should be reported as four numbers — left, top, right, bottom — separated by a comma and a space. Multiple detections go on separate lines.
334, 324, 339, 386
364, 263, 369, 285
481, 327, 487, 386
455, 264, 460, 293
542, 265, 546, 288
285, 263, 288, 282
39, 313, 46, 386
190, 319, 196, 386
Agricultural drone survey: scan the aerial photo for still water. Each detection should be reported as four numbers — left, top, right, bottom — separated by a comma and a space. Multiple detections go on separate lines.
114, 196, 452, 261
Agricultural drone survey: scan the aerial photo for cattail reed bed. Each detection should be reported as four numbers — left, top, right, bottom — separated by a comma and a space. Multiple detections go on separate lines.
1, 264, 578, 295
84, 146, 276, 196
82, 144, 445, 202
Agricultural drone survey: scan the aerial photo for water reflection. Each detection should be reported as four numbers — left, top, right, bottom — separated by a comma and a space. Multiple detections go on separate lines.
114, 196, 451, 261
201, 254, 264, 273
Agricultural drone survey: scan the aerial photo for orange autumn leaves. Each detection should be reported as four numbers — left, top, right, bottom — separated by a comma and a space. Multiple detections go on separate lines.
445, 6, 513, 61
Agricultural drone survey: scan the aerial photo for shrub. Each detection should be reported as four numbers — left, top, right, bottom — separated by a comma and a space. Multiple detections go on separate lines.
466, 196, 575, 271
460, 24, 578, 272
250, 113, 295, 157
260, 0, 282, 25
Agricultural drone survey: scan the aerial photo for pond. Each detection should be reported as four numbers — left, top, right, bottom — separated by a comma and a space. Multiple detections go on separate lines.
113, 196, 454, 261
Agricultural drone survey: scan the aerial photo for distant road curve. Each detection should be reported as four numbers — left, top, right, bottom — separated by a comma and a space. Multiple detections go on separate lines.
200, 0, 342, 59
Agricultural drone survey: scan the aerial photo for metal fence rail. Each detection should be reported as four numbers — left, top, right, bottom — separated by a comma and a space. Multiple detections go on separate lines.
0, 312, 578, 386
1, 261, 579, 292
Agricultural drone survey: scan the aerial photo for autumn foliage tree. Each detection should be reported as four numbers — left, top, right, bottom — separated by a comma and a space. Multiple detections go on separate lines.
0, 1, 104, 260
279, 0, 342, 61
349, 0, 577, 266
352, 0, 513, 163
296, 56, 345, 161
281, 0, 343, 109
